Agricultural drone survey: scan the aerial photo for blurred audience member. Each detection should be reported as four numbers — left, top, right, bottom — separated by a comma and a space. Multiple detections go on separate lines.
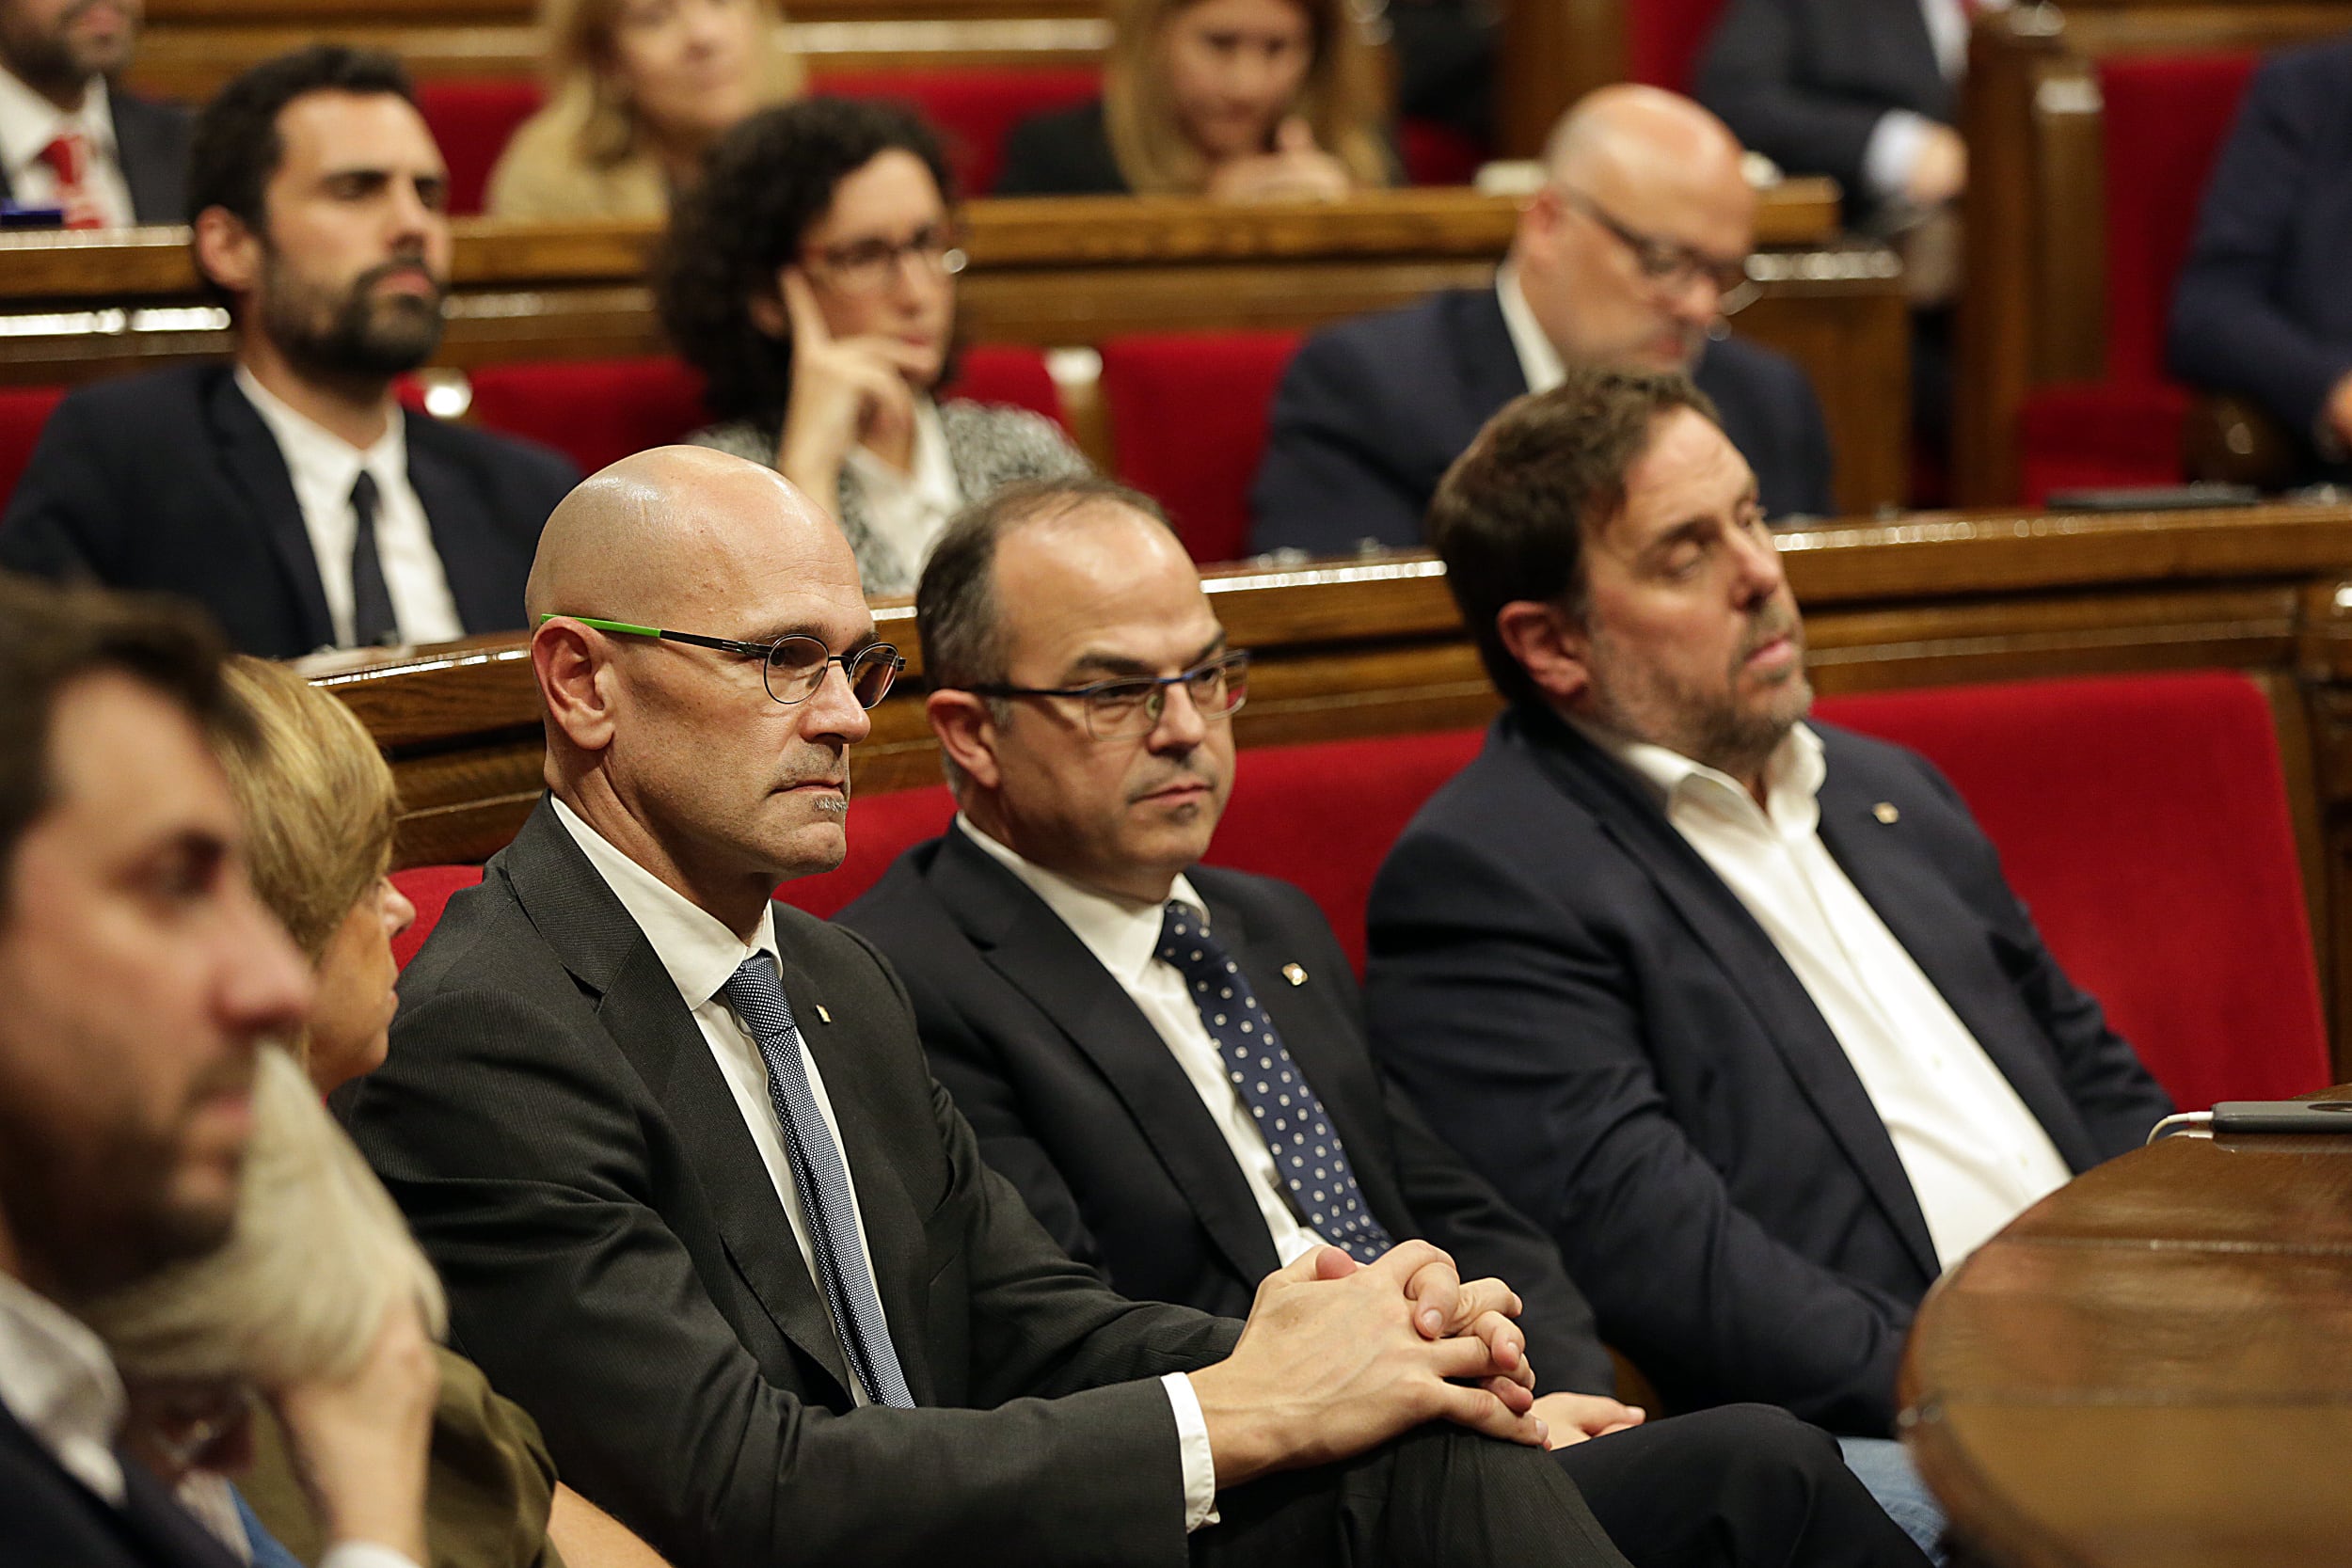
486, 0, 801, 221
994, 0, 1391, 198
200, 655, 674, 1568
0, 47, 579, 657
1250, 86, 1829, 557
658, 98, 1086, 596
0, 0, 190, 224
2168, 34, 2352, 484
0, 572, 423, 1568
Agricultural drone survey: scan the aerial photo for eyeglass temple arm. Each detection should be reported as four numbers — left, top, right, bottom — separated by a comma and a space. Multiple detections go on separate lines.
535, 613, 663, 638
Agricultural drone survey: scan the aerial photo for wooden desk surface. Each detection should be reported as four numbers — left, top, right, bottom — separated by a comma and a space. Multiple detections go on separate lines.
1900, 1091, 2352, 1566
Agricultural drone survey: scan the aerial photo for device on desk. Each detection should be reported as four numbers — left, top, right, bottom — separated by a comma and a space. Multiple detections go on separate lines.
2148, 1100, 2352, 1142
0, 202, 65, 229
2043, 483, 2261, 512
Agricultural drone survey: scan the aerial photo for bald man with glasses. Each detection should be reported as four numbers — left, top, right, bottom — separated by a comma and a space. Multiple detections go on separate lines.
1248, 84, 1834, 558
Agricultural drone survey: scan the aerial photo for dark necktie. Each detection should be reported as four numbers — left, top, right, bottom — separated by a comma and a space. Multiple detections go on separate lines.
1156, 902, 1395, 1264
720, 953, 915, 1408
347, 470, 400, 648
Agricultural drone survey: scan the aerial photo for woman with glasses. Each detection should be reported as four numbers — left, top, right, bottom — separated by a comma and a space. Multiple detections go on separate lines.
485, 0, 802, 220
993, 0, 1391, 198
657, 98, 1089, 598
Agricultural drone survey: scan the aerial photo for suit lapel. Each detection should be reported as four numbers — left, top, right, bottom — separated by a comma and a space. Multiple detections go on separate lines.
1453, 286, 1534, 436
1518, 712, 1942, 1280
929, 831, 1282, 1289
498, 803, 857, 1405
110, 97, 178, 226
1815, 754, 2101, 1169
405, 431, 503, 635
202, 372, 333, 650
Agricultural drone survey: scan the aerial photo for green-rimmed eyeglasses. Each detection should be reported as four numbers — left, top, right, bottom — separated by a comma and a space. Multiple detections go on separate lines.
955, 651, 1249, 740
541, 615, 906, 708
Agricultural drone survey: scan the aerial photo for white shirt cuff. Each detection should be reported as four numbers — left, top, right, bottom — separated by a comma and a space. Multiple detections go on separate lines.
1862, 109, 1933, 201
1161, 1371, 1221, 1531
321, 1544, 423, 1568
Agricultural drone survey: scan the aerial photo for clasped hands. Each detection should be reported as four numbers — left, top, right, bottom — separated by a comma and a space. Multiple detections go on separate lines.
1184, 1240, 1642, 1490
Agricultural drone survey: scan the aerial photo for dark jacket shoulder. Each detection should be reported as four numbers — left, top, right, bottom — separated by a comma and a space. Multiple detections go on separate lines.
992, 100, 1130, 196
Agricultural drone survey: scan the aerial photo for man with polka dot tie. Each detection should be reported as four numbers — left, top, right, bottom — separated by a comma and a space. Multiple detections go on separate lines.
842, 475, 1931, 1568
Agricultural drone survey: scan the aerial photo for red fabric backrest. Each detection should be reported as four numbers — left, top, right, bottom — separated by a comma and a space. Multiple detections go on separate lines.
775, 783, 960, 918
1817, 672, 2328, 1109
811, 69, 1103, 197
941, 343, 1069, 431
0, 384, 63, 510
466, 356, 709, 475
1098, 330, 1303, 564
390, 863, 486, 970
1629, 0, 1731, 90
1205, 727, 1488, 971
1398, 118, 1486, 186
2095, 52, 2260, 385
414, 77, 547, 217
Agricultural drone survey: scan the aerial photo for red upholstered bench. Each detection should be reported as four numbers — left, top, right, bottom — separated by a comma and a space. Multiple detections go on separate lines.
812, 68, 1103, 196
0, 384, 64, 510
466, 356, 709, 476
943, 344, 1069, 432
413, 78, 546, 216
1632, 0, 1731, 91
1098, 331, 1303, 564
2015, 52, 2260, 503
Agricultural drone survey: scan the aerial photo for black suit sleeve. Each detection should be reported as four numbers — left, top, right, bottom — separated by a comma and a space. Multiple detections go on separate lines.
1696, 0, 1896, 200
991, 103, 1130, 196
356, 977, 1230, 1568
1248, 327, 1432, 555
0, 390, 120, 582
2166, 51, 2352, 443
1366, 828, 1915, 1435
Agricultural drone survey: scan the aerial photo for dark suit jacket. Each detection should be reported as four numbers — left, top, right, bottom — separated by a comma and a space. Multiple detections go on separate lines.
2166, 36, 2352, 475
1247, 287, 1835, 557
1694, 0, 1950, 218
0, 1401, 242, 1568
993, 99, 1130, 196
0, 87, 193, 223
837, 831, 1619, 1398
0, 363, 579, 657
342, 800, 1238, 1568
1363, 706, 2173, 1437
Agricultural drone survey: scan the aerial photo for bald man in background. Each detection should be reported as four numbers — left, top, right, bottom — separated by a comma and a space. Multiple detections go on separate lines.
344, 445, 1750, 1568
1248, 86, 1834, 556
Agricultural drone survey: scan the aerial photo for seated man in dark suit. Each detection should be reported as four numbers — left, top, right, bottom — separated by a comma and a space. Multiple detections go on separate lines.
0, 0, 190, 224
1248, 85, 1832, 558
2168, 33, 2352, 483
345, 446, 1926, 1568
1365, 369, 2174, 1444
0, 46, 579, 658
839, 473, 1940, 1564
0, 573, 434, 1567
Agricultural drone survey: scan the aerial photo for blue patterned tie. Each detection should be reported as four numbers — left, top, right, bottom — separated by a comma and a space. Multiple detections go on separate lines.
721, 954, 914, 1408
1156, 903, 1395, 1264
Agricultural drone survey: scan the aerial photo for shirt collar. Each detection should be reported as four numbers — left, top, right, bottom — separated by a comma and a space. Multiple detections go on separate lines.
954, 814, 1207, 990
1495, 263, 1566, 397
0, 1270, 127, 1506
1566, 711, 1826, 831
0, 70, 115, 177
233, 364, 408, 492
549, 795, 781, 1010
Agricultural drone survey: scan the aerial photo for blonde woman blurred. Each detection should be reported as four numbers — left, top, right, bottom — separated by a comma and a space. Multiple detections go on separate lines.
994, 0, 1391, 198
486, 0, 803, 220
101, 656, 669, 1568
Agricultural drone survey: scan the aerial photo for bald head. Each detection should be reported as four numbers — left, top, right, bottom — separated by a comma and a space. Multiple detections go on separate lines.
1544, 84, 1747, 195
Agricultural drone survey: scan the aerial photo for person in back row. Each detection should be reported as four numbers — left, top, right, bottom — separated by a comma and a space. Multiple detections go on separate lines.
837, 473, 1946, 1560
0, 0, 190, 224
0, 47, 580, 657
1249, 85, 1831, 558
1363, 367, 2172, 1442
658, 97, 1086, 597
994, 0, 1391, 199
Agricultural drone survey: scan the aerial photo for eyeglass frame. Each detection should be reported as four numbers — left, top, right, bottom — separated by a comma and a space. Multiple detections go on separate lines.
1550, 186, 1759, 316
537, 614, 907, 708
801, 220, 969, 297
952, 650, 1251, 739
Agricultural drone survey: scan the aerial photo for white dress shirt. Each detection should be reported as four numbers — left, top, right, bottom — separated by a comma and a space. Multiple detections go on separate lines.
841, 398, 963, 584
1574, 719, 2074, 1272
0, 1270, 416, 1568
548, 800, 1220, 1528
1496, 266, 1567, 398
234, 368, 465, 652
0, 68, 134, 227
960, 816, 1338, 1267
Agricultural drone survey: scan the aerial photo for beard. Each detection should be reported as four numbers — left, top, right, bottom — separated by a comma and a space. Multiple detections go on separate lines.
260, 251, 447, 384
0, 0, 138, 100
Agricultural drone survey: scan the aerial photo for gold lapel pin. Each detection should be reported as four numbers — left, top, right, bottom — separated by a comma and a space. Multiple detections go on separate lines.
814, 1004, 833, 1025
1872, 802, 1899, 825
1281, 963, 1308, 987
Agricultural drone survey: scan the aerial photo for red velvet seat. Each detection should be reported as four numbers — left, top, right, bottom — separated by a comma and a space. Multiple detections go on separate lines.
1097, 330, 1303, 564
1630, 0, 1732, 90
812, 68, 1103, 196
414, 77, 546, 217
0, 384, 63, 510
942, 343, 1069, 431
390, 863, 486, 969
1398, 119, 1486, 187
2015, 52, 2260, 503
466, 356, 710, 476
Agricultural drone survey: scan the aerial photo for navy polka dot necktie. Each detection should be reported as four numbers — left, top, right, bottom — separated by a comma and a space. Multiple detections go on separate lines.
1156, 902, 1394, 1264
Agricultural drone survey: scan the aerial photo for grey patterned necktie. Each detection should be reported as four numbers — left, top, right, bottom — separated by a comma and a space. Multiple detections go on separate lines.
720, 953, 914, 1408
347, 470, 400, 648
1156, 903, 1395, 1264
